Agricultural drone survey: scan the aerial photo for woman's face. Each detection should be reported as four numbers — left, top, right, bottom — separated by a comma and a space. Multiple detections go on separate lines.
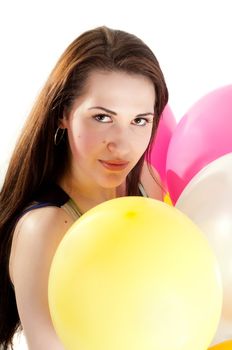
61, 70, 156, 189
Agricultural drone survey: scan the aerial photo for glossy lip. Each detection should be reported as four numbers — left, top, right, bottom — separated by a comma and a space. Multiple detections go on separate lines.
99, 159, 129, 171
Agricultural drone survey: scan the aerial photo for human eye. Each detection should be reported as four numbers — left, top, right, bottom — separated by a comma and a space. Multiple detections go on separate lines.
93, 114, 112, 123
132, 117, 151, 126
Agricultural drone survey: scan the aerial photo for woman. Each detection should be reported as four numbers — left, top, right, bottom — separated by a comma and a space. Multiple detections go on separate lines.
0, 26, 168, 349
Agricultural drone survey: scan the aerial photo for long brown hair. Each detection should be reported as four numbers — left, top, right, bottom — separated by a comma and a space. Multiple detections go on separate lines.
0, 26, 168, 348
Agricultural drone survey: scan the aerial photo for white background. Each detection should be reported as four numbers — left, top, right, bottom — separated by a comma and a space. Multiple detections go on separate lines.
0, 0, 231, 348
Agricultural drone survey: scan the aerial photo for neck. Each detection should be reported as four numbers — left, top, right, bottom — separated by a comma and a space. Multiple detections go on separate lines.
58, 174, 126, 214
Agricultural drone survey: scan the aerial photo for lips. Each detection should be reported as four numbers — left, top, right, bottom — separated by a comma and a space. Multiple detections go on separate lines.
99, 160, 129, 171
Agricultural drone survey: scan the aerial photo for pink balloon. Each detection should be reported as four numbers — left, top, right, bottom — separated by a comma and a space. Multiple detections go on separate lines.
166, 85, 232, 204
146, 104, 176, 190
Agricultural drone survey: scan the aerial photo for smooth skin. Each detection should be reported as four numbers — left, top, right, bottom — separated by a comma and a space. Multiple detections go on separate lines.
9, 70, 163, 349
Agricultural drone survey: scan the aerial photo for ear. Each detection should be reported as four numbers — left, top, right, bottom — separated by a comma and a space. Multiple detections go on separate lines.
58, 108, 69, 128
59, 117, 68, 128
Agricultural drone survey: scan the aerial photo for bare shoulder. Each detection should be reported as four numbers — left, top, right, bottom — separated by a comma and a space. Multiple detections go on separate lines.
9, 206, 75, 348
10, 206, 74, 283
140, 161, 164, 201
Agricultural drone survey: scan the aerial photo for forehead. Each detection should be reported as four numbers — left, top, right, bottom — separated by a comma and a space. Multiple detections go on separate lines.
80, 70, 156, 110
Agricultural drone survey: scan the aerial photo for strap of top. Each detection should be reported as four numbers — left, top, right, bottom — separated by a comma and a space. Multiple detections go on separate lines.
138, 183, 148, 197
61, 199, 82, 220
19, 183, 69, 219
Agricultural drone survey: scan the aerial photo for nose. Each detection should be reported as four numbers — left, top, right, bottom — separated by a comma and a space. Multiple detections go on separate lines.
106, 125, 131, 157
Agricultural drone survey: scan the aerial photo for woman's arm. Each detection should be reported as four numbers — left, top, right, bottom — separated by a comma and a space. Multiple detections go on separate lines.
9, 206, 75, 350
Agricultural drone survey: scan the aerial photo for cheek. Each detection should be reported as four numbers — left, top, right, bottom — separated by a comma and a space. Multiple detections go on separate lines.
132, 129, 152, 155
69, 126, 103, 157
134, 139, 150, 159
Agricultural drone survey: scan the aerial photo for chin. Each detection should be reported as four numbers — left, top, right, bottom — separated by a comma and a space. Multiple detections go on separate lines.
98, 174, 126, 189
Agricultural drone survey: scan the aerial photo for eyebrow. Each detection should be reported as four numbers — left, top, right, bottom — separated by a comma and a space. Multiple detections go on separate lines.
88, 106, 154, 118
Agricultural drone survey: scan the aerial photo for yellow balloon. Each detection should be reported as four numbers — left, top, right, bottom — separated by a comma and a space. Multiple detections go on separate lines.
209, 340, 232, 349
49, 197, 222, 350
